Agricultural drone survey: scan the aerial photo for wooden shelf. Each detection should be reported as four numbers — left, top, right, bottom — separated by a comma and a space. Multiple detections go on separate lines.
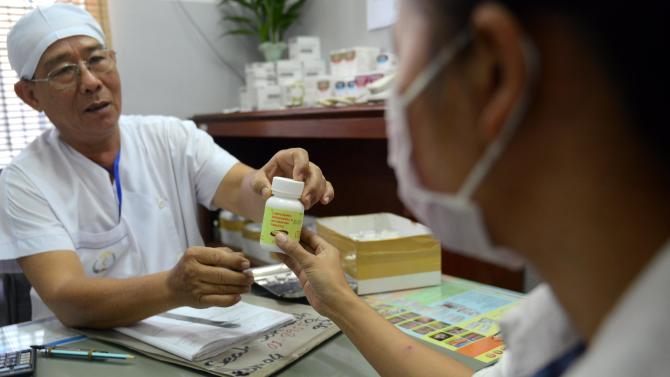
192, 104, 386, 139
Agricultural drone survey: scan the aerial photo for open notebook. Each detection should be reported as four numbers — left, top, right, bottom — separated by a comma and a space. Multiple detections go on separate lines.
115, 302, 295, 361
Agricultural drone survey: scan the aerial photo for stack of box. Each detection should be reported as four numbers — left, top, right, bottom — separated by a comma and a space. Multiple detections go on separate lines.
239, 36, 329, 111
238, 36, 398, 110
288, 36, 327, 107
243, 62, 280, 111
302, 59, 327, 107
289, 36, 321, 62
275, 59, 303, 107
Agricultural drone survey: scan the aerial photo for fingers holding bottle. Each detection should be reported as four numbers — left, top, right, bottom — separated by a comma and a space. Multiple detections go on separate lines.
274, 229, 356, 317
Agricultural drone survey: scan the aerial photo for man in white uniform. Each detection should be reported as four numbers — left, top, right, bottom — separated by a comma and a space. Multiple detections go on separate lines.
0, 4, 334, 328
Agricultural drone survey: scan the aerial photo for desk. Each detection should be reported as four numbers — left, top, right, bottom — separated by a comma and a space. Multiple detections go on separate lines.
4, 283, 492, 376
34, 331, 484, 377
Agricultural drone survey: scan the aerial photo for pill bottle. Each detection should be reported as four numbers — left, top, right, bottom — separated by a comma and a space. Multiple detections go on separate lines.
260, 177, 305, 253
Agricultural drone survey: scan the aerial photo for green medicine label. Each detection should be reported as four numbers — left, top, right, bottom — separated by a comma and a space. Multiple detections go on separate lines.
260, 207, 304, 246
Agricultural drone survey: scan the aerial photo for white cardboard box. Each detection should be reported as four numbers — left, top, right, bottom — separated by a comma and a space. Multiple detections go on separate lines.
254, 84, 282, 110
304, 75, 333, 105
245, 62, 276, 88
329, 48, 348, 78
275, 59, 303, 85
239, 86, 252, 112
289, 36, 322, 62
302, 59, 326, 79
330, 47, 381, 78
376, 52, 398, 73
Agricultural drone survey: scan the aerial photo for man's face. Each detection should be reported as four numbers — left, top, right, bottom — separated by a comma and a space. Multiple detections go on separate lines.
25, 36, 122, 146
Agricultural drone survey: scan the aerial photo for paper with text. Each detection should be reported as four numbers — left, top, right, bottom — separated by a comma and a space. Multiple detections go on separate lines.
116, 302, 294, 361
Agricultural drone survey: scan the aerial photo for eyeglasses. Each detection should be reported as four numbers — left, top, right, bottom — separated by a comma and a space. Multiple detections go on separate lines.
28, 49, 116, 90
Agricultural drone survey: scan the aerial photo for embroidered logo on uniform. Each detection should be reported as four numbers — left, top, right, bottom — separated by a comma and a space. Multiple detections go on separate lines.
92, 251, 116, 274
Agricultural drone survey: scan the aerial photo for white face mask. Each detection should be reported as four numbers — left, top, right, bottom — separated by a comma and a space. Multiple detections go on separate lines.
387, 30, 537, 270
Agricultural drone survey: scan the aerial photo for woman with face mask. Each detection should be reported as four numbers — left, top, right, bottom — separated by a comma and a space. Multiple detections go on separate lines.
274, 1, 670, 376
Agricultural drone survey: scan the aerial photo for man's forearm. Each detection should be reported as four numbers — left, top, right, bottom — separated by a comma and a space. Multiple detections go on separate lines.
330, 294, 473, 377
234, 169, 265, 222
50, 271, 176, 328
212, 163, 264, 222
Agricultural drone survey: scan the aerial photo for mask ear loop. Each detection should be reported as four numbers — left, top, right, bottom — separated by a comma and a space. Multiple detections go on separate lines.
398, 29, 473, 108
458, 37, 541, 199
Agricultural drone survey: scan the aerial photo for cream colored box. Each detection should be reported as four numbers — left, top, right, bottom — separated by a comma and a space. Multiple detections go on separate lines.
330, 47, 381, 78
239, 86, 252, 112
302, 59, 326, 78
275, 59, 303, 85
245, 62, 277, 88
316, 213, 442, 295
289, 36, 321, 61
255, 84, 282, 111
304, 75, 333, 105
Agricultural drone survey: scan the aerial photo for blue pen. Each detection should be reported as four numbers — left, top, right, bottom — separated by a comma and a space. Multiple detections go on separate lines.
31, 345, 134, 361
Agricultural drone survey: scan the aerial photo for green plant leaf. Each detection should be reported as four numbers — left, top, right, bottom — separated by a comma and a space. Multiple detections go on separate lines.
219, 0, 307, 43
223, 29, 256, 37
258, 21, 270, 42
285, 0, 306, 19
223, 15, 255, 25
273, 0, 285, 42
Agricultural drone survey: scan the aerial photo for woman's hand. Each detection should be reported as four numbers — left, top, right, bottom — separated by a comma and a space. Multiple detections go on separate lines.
273, 229, 357, 318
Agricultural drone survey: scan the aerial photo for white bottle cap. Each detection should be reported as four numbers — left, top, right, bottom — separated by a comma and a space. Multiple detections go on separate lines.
271, 176, 304, 198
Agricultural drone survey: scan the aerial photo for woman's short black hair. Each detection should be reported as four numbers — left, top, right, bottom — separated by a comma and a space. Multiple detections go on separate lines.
416, 0, 669, 168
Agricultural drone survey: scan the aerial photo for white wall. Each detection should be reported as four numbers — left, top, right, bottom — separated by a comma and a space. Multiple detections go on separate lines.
107, 0, 392, 118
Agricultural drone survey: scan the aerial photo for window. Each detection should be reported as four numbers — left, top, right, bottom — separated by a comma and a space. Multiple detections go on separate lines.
0, 0, 110, 168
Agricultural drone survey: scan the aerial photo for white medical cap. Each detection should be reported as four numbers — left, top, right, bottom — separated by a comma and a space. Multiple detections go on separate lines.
7, 3, 106, 79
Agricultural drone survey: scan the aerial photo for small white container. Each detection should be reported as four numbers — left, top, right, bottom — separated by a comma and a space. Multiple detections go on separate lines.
260, 177, 305, 253
218, 210, 247, 250
242, 223, 278, 264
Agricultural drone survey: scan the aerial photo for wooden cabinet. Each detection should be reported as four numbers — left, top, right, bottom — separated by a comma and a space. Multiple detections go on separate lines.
192, 105, 525, 291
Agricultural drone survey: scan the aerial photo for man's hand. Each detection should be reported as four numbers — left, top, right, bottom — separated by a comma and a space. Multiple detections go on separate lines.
166, 246, 254, 308
213, 148, 335, 221
251, 148, 334, 209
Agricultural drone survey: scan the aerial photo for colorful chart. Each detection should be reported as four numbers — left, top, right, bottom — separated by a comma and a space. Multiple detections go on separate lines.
364, 276, 522, 364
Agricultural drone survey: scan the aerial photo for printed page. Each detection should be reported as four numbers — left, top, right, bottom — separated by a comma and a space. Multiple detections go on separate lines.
78, 296, 341, 377
116, 302, 294, 361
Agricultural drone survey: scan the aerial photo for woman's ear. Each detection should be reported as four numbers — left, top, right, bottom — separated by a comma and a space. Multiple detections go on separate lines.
471, 2, 529, 142
14, 81, 43, 112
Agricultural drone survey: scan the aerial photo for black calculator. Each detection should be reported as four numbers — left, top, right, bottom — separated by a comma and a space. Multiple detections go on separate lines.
0, 349, 36, 376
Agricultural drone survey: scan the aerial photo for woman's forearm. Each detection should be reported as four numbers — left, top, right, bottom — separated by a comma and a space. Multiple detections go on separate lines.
330, 294, 473, 377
